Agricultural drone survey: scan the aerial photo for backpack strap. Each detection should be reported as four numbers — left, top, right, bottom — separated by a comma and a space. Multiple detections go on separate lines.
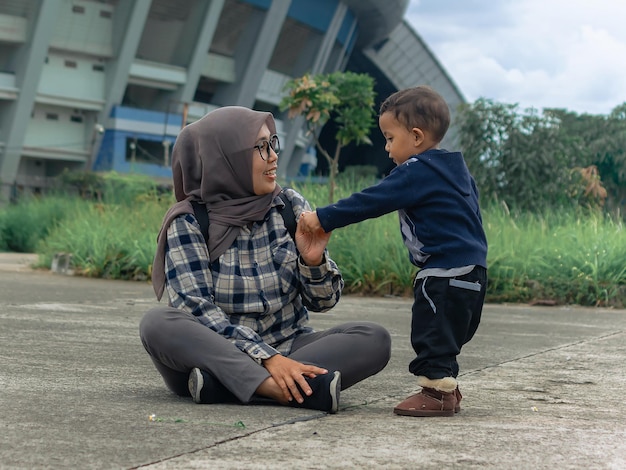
277, 189, 297, 242
190, 200, 209, 241
190, 191, 296, 246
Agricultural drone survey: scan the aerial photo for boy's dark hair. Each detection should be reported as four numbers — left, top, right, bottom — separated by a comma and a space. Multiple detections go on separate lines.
379, 86, 450, 143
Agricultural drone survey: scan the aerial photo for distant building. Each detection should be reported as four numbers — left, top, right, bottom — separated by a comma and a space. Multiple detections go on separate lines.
0, 0, 464, 201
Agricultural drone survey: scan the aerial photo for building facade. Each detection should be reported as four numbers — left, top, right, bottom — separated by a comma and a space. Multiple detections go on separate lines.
0, 0, 464, 200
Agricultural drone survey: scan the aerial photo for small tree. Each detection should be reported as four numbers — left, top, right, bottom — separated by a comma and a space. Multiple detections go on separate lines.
280, 71, 376, 202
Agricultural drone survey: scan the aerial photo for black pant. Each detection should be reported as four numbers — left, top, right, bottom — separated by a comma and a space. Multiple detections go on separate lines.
409, 266, 487, 379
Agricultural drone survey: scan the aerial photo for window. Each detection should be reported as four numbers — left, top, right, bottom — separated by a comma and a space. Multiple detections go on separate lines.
125, 138, 168, 166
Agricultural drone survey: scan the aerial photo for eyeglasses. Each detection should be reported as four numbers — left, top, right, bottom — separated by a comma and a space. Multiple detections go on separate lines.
253, 134, 280, 161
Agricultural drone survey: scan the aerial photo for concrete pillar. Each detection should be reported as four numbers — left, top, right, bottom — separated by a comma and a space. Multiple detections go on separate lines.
212, 0, 291, 108
332, 15, 358, 72
168, 0, 225, 107
86, 0, 152, 170
0, 0, 58, 198
279, 2, 348, 178
311, 3, 347, 75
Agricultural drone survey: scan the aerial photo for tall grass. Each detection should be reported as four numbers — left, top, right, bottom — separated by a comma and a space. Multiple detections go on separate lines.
38, 199, 164, 280
0, 196, 88, 253
483, 204, 626, 306
1, 176, 624, 307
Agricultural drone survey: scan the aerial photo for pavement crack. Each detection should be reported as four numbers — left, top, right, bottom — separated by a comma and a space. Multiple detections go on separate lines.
271, 413, 326, 426
130, 412, 331, 469
459, 329, 624, 378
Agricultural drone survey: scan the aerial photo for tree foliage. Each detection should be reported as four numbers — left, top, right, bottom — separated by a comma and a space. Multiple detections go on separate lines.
458, 98, 626, 215
280, 71, 376, 202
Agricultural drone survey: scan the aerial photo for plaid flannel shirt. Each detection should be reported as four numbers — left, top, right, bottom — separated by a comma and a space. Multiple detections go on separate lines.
164, 189, 343, 362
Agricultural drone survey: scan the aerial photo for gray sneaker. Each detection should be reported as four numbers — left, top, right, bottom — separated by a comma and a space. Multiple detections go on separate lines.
188, 367, 237, 404
188, 367, 205, 404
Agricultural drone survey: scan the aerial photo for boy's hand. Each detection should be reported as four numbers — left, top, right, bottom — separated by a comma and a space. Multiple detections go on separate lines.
298, 211, 322, 233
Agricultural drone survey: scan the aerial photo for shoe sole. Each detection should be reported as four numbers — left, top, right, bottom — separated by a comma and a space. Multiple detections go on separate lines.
329, 371, 341, 414
188, 367, 203, 404
393, 406, 455, 417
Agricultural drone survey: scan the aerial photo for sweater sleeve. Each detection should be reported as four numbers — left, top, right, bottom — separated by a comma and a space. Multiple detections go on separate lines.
317, 165, 415, 232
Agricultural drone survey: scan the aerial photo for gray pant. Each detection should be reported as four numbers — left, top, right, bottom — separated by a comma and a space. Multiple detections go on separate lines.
139, 306, 391, 403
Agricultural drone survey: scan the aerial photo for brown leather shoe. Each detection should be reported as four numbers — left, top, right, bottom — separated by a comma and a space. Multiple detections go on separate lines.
394, 387, 456, 417
454, 386, 462, 413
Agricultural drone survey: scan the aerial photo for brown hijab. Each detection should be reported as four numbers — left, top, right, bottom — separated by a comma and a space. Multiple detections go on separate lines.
151, 106, 281, 300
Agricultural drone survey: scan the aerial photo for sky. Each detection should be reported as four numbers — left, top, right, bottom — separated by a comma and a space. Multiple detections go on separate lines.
405, 0, 626, 115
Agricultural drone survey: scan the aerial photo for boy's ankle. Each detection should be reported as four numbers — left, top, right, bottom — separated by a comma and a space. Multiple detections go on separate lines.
416, 375, 457, 393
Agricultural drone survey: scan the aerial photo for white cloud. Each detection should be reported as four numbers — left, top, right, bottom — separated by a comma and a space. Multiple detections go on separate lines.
405, 0, 626, 114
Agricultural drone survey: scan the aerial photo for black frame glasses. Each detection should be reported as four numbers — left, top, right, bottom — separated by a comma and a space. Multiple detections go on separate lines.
253, 134, 280, 161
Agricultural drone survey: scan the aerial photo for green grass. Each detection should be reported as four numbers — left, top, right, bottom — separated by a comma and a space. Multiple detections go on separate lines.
483, 204, 626, 306
1, 176, 624, 307
38, 200, 164, 280
0, 196, 88, 253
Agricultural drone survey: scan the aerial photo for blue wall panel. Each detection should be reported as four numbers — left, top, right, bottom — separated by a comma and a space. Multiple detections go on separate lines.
94, 106, 177, 179
243, 0, 343, 38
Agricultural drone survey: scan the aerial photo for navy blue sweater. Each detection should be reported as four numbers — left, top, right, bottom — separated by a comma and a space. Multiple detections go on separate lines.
317, 149, 488, 270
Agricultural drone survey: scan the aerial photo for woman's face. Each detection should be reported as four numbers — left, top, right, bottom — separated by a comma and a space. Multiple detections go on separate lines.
251, 123, 278, 195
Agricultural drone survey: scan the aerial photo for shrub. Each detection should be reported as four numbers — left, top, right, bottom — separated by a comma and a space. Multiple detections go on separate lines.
38, 200, 164, 280
0, 196, 84, 253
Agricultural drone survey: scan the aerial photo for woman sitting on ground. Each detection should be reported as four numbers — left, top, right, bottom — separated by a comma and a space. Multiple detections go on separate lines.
139, 106, 391, 413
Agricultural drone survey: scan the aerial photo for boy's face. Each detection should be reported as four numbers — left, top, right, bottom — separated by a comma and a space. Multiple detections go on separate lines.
379, 112, 437, 166
379, 112, 421, 166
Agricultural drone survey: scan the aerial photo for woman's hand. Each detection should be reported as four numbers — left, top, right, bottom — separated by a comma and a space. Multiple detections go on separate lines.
296, 212, 331, 266
262, 355, 328, 403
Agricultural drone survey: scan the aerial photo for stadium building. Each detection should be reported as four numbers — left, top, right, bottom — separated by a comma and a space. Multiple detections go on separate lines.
0, 0, 464, 200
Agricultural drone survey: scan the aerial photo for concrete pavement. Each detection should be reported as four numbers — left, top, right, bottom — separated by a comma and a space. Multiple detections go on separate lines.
1, 254, 625, 469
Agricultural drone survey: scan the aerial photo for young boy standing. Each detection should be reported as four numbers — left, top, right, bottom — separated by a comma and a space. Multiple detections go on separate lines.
299, 86, 488, 417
